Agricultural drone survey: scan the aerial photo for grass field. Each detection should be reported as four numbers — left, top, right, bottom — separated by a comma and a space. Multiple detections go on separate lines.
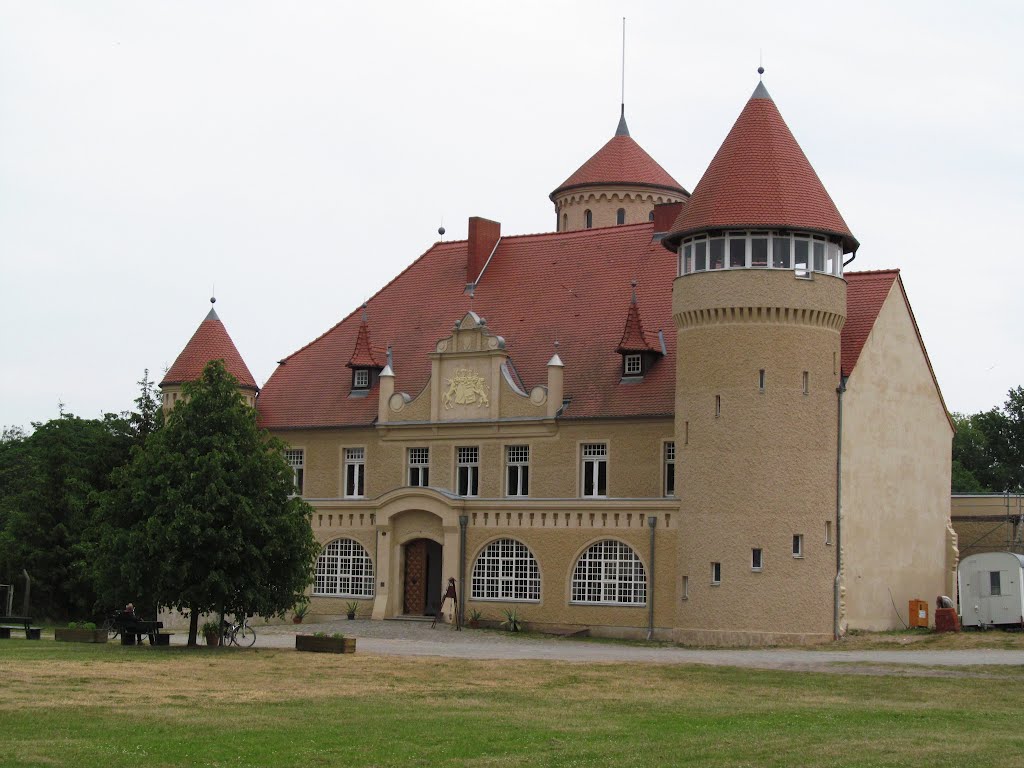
3, 639, 1024, 767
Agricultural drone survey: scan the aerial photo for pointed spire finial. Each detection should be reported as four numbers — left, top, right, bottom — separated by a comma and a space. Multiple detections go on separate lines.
615, 17, 630, 138
361, 301, 368, 322
631, 279, 637, 305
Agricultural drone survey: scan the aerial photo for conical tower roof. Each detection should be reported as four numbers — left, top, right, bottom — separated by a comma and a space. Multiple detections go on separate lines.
346, 306, 383, 369
161, 304, 258, 390
550, 107, 688, 200
663, 80, 857, 252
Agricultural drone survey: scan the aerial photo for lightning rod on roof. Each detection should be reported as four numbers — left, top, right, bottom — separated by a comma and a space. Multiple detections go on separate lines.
758, 50, 764, 79
621, 17, 626, 109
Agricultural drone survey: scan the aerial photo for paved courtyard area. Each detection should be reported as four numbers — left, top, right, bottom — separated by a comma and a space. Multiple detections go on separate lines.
174, 619, 1024, 675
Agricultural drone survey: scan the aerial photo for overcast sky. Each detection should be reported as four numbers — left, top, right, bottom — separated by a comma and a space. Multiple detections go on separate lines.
2, 1, 1021, 431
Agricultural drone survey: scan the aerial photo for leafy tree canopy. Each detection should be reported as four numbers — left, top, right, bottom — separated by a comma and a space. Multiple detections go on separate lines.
951, 386, 1024, 493
97, 360, 318, 644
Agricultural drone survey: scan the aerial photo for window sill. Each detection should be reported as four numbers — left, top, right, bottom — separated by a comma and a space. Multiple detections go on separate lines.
569, 601, 646, 607
469, 597, 541, 604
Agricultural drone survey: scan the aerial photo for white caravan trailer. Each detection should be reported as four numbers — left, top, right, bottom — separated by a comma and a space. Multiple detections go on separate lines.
958, 552, 1024, 628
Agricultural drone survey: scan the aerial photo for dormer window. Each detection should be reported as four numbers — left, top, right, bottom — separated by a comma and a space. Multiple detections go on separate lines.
353, 368, 370, 390
624, 354, 643, 376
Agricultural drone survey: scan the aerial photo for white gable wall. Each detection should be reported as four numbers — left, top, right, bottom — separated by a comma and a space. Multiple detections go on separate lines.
841, 282, 955, 630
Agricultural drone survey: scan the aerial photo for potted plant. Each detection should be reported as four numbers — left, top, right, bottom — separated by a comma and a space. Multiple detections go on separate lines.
345, 601, 359, 620
295, 631, 356, 654
55, 621, 108, 644
292, 599, 310, 624
201, 620, 221, 647
501, 608, 522, 633
466, 608, 483, 629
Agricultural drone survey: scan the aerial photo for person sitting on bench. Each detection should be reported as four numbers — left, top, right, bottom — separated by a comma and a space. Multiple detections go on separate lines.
123, 603, 144, 644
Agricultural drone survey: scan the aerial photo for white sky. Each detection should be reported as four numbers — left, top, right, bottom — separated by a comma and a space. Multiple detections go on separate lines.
2, 1, 1021, 430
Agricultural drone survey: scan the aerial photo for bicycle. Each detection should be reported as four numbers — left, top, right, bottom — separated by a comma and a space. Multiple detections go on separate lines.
221, 615, 256, 647
100, 611, 121, 640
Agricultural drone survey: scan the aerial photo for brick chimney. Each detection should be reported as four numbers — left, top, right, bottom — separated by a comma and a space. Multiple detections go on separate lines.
652, 201, 685, 236
467, 217, 501, 284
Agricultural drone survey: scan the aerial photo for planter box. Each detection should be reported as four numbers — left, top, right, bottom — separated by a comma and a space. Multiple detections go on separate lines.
55, 628, 108, 644
295, 635, 356, 654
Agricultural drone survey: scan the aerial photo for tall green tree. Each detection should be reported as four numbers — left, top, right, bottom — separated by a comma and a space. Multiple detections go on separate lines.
951, 386, 1024, 493
0, 413, 134, 619
98, 360, 318, 645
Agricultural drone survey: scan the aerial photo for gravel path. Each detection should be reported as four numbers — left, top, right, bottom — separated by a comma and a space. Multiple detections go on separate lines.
182, 619, 1024, 675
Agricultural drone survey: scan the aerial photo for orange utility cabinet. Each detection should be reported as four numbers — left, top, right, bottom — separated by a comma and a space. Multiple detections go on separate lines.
909, 598, 929, 628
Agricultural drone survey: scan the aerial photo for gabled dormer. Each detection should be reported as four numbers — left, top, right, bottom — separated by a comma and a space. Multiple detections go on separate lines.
616, 281, 663, 380
346, 304, 384, 397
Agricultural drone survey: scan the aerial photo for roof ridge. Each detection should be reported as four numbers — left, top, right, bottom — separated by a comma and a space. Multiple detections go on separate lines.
845, 268, 901, 277
498, 221, 655, 243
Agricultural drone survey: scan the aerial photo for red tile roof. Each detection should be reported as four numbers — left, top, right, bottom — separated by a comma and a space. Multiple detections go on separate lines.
346, 317, 382, 369
162, 307, 258, 390
257, 224, 680, 429
663, 82, 858, 253
841, 270, 898, 377
616, 293, 659, 353
550, 134, 688, 199
843, 269, 952, 429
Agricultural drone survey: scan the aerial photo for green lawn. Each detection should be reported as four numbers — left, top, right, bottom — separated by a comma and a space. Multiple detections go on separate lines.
2, 639, 1023, 767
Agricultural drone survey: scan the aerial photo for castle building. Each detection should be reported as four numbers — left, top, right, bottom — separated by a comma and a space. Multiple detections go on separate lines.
163, 77, 955, 644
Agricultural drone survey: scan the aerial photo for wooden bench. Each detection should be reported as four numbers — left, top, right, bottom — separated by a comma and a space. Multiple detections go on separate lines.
0, 616, 41, 639
116, 616, 163, 645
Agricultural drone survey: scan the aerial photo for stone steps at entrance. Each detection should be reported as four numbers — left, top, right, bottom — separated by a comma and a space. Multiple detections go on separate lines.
385, 615, 436, 623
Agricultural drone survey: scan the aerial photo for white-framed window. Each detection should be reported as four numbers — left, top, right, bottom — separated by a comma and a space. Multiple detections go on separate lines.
505, 445, 529, 497
571, 540, 646, 605
624, 353, 642, 376
751, 548, 763, 571
793, 534, 804, 558
471, 538, 540, 601
284, 448, 304, 494
457, 446, 479, 497
711, 561, 722, 585
408, 447, 429, 487
353, 368, 370, 389
581, 443, 608, 498
664, 441, 675, 497
678, 231, 844, 278
314, 538, 374, 597
344, 447, 365, 498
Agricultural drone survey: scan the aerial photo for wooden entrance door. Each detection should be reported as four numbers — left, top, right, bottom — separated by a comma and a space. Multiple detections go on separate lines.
403, 539, 428, 615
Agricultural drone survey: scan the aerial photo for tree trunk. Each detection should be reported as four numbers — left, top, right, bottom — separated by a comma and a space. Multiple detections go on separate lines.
187, 605, 199, 646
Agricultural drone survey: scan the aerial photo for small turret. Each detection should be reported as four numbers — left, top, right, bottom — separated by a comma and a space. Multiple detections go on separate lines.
160, 298, 258, 415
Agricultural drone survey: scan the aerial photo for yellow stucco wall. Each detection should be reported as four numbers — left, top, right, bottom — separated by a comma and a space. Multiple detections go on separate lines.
553, 187, 684, 232
841, 283, 954, 630
673, 269, 846, 643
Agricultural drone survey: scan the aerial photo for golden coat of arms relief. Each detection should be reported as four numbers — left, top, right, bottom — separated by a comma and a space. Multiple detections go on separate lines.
442, 368, 489, 410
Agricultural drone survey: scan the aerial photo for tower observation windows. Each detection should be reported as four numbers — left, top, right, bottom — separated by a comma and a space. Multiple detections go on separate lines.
679, 231, 843, 278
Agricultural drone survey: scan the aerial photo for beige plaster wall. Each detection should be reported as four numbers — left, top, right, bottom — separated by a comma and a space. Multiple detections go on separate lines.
673, 269, 846, 641
841, 284, 954, 630
554, 187, 684, 232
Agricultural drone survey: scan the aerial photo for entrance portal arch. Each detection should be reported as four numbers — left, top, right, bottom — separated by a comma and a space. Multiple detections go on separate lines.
403, 537, 443, 616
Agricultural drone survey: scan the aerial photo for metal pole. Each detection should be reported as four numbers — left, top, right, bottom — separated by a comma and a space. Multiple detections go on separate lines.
458, 515, 468, 628
834, 377, 846, 640
647, 516, 656, 641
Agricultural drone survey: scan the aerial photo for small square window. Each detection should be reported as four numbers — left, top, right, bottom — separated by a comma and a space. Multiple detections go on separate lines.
353, 369, 370, 389
793, 534, 804, 558
751, 548, 763, 571
711, 562, 721, 584
624, 354, 642, 376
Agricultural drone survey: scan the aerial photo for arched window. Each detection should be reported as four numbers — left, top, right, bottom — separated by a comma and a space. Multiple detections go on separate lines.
616, 208, 626, 225
562, 213, 568, 232
584, 209, 593, 229
472, 538, 540, 601
648, 211, 655, 222
571, 540, 646, 605
314, 538, 374, 597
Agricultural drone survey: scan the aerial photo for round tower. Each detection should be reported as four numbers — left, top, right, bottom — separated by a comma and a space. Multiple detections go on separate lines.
662, 78, 858, 644
550, 106, 688, 232
160, 300, 259, 416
